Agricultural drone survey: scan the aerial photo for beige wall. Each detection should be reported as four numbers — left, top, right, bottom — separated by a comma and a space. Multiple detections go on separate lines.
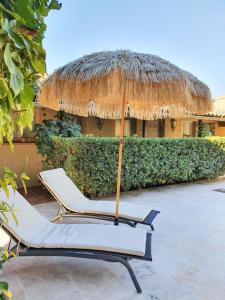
165, 118, 199, 138
83, 117, 115, 136
83, 117, 144, 137
215, 122, 225, 136
0, 143, 42, 187
35, 106, 57, 123
164, 118, 225, 138
0, 107, 59, 188
164, 118, 184, 138
145, 118, 197, 138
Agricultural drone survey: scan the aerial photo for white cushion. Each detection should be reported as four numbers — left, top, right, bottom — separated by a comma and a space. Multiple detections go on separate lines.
0, 186, 147, 256
69, 200, 150, 222
0, 228, 10, 248
29, 224, 147, 256
39, 168, 89, 209
40, 168, 151, 221
0, 186, 49, 243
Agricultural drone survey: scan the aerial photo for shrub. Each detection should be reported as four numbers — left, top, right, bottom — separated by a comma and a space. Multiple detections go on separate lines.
34, 111, 82, 162
44, 136, 225, 197
198, 122, 213, 137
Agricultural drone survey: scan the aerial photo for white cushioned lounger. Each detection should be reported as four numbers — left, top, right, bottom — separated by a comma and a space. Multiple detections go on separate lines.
1, 186, 152, 293
1, 186, 147, 256
39, 168, 159, 226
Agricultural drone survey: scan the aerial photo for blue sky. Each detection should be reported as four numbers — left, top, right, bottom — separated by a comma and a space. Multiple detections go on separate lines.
43, 0, 225, 97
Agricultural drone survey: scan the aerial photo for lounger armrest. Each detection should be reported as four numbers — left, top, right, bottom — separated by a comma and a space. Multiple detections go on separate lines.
143, 210, 160, 225
144, 232, 152, 261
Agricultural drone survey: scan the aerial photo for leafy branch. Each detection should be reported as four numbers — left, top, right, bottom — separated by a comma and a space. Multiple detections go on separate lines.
0, 1, 62, 299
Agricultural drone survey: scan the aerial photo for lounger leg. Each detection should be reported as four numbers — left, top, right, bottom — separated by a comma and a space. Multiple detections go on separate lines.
16, 247, 144, 294
127, 222, 137, 228
150, 224, 154, 231
116, 257, 142, 293
133, 222, 137, 228
119, 219, 137, 228
51, 215, 62, 223
51, 205, 64, 223
104, 255, 142, 293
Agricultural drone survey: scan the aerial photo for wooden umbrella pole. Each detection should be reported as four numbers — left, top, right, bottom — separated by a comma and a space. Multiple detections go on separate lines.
114, 80, 127, 225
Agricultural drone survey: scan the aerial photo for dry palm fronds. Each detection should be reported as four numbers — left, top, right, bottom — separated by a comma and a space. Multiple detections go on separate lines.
39, 50, 212, 119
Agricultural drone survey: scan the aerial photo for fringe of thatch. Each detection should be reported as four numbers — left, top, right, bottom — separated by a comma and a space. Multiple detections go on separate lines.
38, 50, 212, 120
183, 71, 211, 99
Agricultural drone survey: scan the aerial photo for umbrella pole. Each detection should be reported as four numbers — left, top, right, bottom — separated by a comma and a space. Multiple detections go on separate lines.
114, 85, 126, 225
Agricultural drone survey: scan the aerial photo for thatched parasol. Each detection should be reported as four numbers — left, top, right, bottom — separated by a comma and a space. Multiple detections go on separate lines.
39, 50, 212, 224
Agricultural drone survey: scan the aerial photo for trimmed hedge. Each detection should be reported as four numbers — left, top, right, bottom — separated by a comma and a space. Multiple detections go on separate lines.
45, 136, 225, 197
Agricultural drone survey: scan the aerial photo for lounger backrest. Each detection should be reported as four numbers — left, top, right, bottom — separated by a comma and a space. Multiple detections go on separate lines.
0, 186, 49, 244
39, 168, 89, 209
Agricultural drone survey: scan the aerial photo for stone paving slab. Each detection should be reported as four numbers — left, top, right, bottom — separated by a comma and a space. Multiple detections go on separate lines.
2, 179, 225, 300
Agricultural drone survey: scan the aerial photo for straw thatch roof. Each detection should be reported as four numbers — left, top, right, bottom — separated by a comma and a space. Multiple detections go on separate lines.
39, 50, 212, 120
182, 71, 211, 101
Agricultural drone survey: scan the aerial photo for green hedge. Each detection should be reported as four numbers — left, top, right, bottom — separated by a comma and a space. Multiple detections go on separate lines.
45, 136, 225, 197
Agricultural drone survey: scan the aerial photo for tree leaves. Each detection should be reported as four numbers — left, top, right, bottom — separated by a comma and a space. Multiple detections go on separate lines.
0, 1, 62, 145
31, 58, 46, 75
48, 0, 62, 10
10, 0, 36, 30
0, 80, 8, 99
2, 19, 25, 49
20, 172, 30, 195
0, 2, 62, 298
0, 281, 12, 299
0, 165, 29, 225
4, 43, 24, 97
0, 3, 25, 24
19, 84, 35, 106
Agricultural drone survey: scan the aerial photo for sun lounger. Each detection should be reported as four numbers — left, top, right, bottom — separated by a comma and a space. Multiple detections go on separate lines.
39, 168, 160, 229
1, 186, 153, 293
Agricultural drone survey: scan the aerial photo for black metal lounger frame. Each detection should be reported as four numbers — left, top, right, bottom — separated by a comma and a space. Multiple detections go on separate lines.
3, 226, 152, 293
38, 175, 160, 230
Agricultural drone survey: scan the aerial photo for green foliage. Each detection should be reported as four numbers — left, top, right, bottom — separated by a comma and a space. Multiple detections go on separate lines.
198, 122, 213, 137
0, 167, 29, 300
44, 136, 225, 197
34, 111, 82, 162
0, 166, 29, 224
0, 1, 61, 298
0, 281, 11, 300
0, 0, 61, 147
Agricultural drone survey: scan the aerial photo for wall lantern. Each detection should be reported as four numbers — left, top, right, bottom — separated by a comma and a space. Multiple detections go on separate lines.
96, 118, 104, 130
171, 118, 177, 131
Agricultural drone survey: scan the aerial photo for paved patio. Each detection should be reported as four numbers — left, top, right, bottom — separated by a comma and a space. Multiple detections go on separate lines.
2, 178, 225, 300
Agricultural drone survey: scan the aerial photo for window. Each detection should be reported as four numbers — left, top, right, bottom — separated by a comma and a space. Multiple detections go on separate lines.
145, 120, 162, 137
182, 121, 192, 137
218, 121, 225, 127
115, 119, 133, 136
